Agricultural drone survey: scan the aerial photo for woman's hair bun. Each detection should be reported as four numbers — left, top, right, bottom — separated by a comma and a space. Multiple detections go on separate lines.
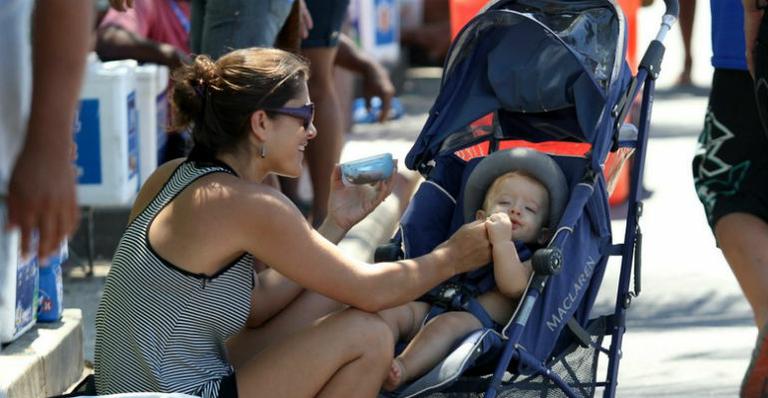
170, 55, 219, 132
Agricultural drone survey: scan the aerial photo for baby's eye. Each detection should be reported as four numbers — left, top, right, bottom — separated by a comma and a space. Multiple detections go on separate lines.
498, 201, 510, 206
525, 207, 537, 213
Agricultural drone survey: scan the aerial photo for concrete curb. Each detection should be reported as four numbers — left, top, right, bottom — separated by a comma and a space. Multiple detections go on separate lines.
0, 309, 84, 398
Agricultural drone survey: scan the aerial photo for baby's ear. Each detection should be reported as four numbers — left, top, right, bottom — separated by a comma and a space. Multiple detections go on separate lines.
537, 227, 553, 245
475, 209, 487, 220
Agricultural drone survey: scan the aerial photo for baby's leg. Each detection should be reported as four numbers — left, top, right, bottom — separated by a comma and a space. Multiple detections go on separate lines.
386, 311, 483, 390
378, 301, 431, 342
378, 302, 431, 391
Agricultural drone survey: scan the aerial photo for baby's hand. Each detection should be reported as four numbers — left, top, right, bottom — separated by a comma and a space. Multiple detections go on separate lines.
485, 212, 512, 245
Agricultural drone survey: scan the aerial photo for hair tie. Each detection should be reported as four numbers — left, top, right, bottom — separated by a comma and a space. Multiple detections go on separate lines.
193, 79, 207, 99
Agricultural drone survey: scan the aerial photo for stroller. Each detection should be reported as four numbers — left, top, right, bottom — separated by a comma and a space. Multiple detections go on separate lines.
374, 1, 680, 397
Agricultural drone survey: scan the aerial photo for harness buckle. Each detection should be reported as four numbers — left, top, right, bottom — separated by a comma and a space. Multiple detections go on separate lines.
431, 282, 467, 309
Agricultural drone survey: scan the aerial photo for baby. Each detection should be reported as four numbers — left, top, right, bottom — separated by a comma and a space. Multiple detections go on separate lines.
380, 149, 567, 391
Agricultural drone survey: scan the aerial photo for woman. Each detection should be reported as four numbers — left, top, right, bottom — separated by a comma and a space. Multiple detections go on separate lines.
93, 47, 491, 398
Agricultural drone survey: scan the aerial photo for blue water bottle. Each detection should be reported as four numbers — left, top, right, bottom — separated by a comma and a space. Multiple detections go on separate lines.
38, 243, 66, 323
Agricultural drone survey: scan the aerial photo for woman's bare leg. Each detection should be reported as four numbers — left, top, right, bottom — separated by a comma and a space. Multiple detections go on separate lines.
227, 290, 345, 367
235, 308, 393, 398
385, 311, 482, 390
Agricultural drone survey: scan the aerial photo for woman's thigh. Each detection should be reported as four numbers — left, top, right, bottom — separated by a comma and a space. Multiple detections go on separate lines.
227, 290, 345, 367
234, 308, 393, 398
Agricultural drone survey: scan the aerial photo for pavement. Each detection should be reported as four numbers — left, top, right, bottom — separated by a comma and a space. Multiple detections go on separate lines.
57, 2, 759, 397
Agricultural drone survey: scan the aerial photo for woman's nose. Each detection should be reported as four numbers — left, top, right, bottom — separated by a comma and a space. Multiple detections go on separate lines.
306, 122, 317, 139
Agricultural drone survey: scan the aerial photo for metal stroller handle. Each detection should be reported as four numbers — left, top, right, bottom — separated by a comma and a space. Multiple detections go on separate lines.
656, 0, 680, 43
663, 0, 680, 19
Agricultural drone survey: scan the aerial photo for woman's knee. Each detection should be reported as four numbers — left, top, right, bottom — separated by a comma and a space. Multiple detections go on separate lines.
339, 309, 395, 360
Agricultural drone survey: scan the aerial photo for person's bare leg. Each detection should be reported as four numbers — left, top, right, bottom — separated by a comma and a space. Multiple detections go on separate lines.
677, 0, 696, 85
385, 311, 482, 390
715, 213, 768, 397
715, 213, 768, 328
235, 308, 393, 398
227, 290, 345, 367
303, 47, 344, 226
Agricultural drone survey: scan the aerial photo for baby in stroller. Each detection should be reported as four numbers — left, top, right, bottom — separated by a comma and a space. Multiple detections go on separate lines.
380, 148, 568, 391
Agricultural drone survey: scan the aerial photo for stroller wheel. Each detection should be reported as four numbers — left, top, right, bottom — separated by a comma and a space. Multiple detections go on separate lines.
532, 248, 563, 275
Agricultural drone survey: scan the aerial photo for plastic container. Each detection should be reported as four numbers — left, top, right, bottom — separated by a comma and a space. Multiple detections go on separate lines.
136, 64, 170, 185
341, 153, 395, 185
350, 0, 400, 63
75, 58, 140, 206
37, 243, 67, 323
0, 198, 38, 343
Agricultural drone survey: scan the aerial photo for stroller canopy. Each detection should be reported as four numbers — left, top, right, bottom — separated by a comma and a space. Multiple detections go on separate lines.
406, 0, 625, 171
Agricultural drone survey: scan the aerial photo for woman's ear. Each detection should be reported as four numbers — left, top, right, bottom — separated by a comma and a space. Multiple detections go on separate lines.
249, 110, 271, 142
475, 209, 487, 221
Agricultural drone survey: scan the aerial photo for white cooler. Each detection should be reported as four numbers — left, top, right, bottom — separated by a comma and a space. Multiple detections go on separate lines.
0, 198, 38, 344
136, 64, 170, 185
75, 59, 140, 206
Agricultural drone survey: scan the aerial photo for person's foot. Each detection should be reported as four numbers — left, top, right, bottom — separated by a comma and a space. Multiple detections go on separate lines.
676, 71, 692, 86
676, 58, 693, 86
383, 358, 407, 391
741, 322, 768, 397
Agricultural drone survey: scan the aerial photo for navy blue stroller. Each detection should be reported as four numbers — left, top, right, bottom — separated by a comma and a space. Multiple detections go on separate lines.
374, 1, 680, 397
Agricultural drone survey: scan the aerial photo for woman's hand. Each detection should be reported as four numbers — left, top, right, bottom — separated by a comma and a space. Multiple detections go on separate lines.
438, 220, 492, 275
486, 212, 512, 245
325, 162, 396, 232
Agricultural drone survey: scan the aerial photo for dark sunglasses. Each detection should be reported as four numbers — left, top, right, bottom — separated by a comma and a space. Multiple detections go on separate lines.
264, 103, 315, 129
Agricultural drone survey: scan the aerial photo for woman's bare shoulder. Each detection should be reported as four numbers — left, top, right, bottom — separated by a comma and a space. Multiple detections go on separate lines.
128, 159, 187, 222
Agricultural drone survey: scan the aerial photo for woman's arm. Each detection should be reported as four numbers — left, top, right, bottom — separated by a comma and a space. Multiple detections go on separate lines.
234, 186, 490, 312
492, 242, 533, 298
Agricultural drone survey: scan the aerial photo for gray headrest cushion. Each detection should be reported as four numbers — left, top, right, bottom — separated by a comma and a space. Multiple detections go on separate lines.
463, 148, 569, 230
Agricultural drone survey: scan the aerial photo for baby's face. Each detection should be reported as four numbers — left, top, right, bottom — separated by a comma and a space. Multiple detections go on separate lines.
481, 173, 549, 243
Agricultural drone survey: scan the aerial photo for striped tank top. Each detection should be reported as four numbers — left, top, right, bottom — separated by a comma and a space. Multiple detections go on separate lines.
94, 161, 254, 398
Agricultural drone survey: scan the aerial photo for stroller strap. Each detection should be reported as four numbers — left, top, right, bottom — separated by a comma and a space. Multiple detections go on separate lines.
425, 294, 499, 330
421, 241, 533, 329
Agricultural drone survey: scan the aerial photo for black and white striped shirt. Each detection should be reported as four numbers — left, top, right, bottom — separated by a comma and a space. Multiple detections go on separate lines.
95, 161, 254, 398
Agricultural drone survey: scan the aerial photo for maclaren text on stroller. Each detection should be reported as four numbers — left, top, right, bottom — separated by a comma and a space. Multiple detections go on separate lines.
375, 1, 680, 397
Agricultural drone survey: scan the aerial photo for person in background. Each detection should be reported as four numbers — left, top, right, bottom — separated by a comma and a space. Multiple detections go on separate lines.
297, 0, 351, 227
97, 0, 192, 162
692, 1, 768, 396
98, 0, 190, 69
2, 0, 93, 259
678, 0, 697, 86
190, 0, 301, 60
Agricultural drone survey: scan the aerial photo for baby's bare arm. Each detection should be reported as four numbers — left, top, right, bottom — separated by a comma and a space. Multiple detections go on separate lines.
492, 243, 533, 298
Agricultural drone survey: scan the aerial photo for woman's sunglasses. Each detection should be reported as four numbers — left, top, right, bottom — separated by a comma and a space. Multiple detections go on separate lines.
264, 103, 315, 129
